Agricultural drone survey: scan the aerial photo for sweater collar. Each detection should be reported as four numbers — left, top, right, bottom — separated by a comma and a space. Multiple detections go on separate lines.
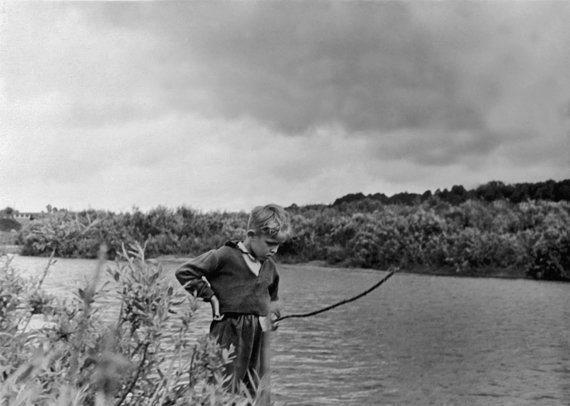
225, 240, 259, 262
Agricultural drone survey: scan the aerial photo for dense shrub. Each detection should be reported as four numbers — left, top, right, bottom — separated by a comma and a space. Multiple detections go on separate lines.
14, 199, 570, 281
0, 217, 22, 232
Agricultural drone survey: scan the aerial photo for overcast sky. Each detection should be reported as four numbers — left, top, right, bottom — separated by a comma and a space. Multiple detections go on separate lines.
1, 1, 569, 213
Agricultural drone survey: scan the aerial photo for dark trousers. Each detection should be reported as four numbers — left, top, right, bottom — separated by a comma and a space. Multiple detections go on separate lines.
210, 313, 268, 394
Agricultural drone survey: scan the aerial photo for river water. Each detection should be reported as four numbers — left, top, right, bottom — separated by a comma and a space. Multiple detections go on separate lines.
6, 255, 570, 406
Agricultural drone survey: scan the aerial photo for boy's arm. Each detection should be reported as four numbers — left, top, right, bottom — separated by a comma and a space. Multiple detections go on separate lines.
268, 273, 281, 328
175, 250, 219, 302
268, 272, 279, 302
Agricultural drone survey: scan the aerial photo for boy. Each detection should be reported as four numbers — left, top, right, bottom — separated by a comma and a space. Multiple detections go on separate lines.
175, 204, 290, 394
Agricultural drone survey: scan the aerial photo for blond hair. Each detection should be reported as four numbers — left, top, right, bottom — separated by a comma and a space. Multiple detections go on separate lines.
248, 204, 290, 242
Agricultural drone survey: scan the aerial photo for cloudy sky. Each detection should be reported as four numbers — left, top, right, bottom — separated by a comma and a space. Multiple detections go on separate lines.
1, 1, 569, 213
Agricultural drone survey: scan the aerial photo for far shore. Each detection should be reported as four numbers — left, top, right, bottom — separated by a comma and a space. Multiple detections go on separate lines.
0, 247, 550, 282
0, 245, 21, 255
155, 255, 533, 281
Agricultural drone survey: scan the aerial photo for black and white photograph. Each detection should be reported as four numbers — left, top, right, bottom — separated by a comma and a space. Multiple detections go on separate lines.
1, 1, 569, 405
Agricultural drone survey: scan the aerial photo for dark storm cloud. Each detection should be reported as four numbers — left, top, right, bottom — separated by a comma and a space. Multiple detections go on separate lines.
12, 1, 568, 145
83, 1, 570, 172
367, 128, 503, 167
2, 1, 568, 212
81, 1, 491, 135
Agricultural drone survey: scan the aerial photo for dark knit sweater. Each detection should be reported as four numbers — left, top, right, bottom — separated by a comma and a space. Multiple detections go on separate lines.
175, 242, 279, 316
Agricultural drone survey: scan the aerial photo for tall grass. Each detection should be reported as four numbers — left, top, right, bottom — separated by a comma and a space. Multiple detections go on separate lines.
0, 244, 262, 406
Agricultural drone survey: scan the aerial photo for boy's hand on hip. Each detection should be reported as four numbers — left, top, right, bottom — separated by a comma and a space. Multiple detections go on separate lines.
210, 295, 224, 321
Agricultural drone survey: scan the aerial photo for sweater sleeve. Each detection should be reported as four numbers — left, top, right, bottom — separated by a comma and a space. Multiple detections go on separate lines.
268, 272, 279, 302
175, 249, 220, 302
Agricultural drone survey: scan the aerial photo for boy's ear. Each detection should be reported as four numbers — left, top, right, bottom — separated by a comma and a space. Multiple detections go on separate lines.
246, 229, 256, 238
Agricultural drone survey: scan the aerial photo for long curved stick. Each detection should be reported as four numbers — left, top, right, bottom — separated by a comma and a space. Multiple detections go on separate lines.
276, 268, 397, 322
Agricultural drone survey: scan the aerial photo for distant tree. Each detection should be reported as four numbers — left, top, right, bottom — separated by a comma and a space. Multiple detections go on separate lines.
0, 218, 22, 232
510, 184, 530, 203
535, 180, 556, 201
389, 192, 421, 205
370, 193, 389, 203
555, 180, 570, 201
333, 193, 366, 206
0, 207, 17, 218
436, 188, 450, 202
476, 181, 506, 201
421, 190, 432, 201
449, 184, 467, 204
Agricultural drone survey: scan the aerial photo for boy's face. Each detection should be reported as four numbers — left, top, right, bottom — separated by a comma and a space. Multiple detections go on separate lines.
249, 232, 281, 260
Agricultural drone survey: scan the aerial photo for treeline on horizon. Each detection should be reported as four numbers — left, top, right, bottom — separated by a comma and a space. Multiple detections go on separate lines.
7, 178, 570, 281
332, 178, 570, 206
